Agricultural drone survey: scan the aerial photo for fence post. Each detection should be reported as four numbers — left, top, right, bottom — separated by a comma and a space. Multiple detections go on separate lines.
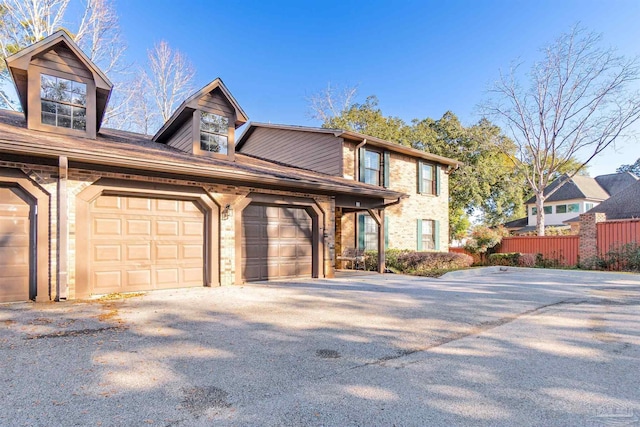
578, 212, 606, 266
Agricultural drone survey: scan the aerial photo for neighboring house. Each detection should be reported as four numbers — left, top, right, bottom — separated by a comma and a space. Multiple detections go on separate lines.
564, 178, 640, 228
0, 31, 457, 303
236, 123, 460, 260
506, 172, 638, 234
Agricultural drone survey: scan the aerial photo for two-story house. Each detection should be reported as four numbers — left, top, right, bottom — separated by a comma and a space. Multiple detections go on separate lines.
0, 31, 457, 303
504, 172, 638, 234
235, 123, 459, 262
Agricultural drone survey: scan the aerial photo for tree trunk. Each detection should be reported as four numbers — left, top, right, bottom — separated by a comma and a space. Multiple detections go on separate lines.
536, 193, 545, 236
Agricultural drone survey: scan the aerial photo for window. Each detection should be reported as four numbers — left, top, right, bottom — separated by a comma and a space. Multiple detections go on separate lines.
419, 162, 436, 195
532, 206, 552, 215
358, 214, 378, 251
420, 219, 436, 250
585, 202, 595, 211
40, 74, 86, 131
363, 149, 381, 185
556, 204, 567, 214
200, 112, 228, 154
568, 203, 579, 213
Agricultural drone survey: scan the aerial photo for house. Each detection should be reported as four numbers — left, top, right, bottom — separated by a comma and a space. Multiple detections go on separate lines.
564, 178, 640, 229
0, 31, 457, 303
506, 172, 638, 234
236, 123, 459, 258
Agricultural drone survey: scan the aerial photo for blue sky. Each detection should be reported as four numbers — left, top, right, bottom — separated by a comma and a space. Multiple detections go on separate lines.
120, 1, 637, 174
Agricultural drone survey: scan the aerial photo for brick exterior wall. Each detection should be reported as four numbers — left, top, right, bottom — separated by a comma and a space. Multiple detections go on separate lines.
340, 142, 450, 252
578, 212, 607, 263
0, 161, 335, 300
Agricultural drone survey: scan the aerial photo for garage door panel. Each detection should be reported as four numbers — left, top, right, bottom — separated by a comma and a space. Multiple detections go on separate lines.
126, 197, 151, 210
94, 217, 121, 235
242, 204, 313, 282
156, 220, 179, 236
126, 244, 151, 261
94, 271, 122, 289
94, 244, 121, 262
87, 194, 206, 294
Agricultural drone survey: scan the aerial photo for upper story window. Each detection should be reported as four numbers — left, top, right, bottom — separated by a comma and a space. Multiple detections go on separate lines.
585, 202, 595, 211
531, 206, 553, 215
363, 149, 381, 185
200, 112, 229, 154
40, 74, 86, 131
419, 162, 436, 195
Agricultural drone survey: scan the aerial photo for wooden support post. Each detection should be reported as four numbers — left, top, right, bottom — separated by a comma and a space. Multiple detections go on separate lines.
57, 156, 68, 300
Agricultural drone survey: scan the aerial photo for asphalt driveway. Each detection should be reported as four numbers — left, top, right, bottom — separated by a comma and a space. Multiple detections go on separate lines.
1, 268, 639, 426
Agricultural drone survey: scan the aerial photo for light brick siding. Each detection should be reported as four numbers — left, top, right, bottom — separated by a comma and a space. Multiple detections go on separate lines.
0, 161, 335, 300
340, 143, 449, 252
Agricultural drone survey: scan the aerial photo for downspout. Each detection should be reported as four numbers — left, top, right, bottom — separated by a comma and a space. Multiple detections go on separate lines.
57, 156, 68, 300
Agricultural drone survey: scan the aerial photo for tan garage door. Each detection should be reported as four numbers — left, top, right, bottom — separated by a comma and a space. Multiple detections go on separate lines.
88, 194, 205, 294
242, 204, 313, 281
0, 186, 32, 303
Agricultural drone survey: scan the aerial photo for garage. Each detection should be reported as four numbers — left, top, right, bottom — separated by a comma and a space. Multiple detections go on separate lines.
85, 194, 206, 295
0, 186, 33, 303
242, 204, 314, 281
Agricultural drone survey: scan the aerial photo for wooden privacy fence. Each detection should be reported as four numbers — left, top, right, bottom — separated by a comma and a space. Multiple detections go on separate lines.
597, 219, 640, 256
497, 236, 579, 266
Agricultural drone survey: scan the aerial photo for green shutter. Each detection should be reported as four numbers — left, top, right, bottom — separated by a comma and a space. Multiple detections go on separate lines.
383, 151, 390, 188
384, 214, 389, 249
358, 214, 365, 250
435, 165, 441, 196
417, 161, 423, 194
416, 219, 423, 251
359, 148, 365, 182
434, 220, 440, 251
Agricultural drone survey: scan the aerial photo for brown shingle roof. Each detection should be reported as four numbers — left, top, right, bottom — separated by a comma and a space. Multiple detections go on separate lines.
525, 174, 615, 204
0, 109, 404, 200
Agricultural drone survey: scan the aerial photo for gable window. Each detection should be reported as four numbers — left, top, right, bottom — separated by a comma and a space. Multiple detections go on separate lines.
200, 112, 228, 154
418, 161, 438, 195
40, 74, 86, 131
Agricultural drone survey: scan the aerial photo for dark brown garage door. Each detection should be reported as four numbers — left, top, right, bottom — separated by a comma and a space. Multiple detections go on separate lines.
242, 204, 313, 282
0, 186, 32, 303
87, 194, 205, 294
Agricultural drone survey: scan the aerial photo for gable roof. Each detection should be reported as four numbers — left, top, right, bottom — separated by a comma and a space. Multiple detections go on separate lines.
525, 174, 617, 204
580, 179, 640, 220
0, 109, 402, 200
595, 172, 639, 196
236, 122, 461, 167
5, 30, 113, 129
153, 78, 249, 144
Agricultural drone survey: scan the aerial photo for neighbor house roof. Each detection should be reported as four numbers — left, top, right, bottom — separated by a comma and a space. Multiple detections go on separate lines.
0, 109, 404, 200
595, 172, 639, 196
503, 217, 528, 229
565, 179, 640, 223
525, 174, 615, 204
236, 122, 461, 167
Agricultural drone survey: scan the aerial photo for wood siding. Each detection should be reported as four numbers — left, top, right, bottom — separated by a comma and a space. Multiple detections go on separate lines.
31, 45, 92, 79
197, 88, 235, 116
166, 117, 194, 153
240, 128, 343, 176
597, 219, 640, 255
498, 236, 579, 266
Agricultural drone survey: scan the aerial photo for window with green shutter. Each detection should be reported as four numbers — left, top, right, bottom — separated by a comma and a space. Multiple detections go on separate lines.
417, 218, 436, 250
358, 213, 378, 251
418, 161, 438, 195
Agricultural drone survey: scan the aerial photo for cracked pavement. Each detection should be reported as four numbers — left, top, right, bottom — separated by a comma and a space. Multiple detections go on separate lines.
1, 268, 639, 426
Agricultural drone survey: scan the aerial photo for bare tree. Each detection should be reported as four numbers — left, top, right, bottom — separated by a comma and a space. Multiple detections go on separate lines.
75, 0, 126, 74
142, 40, 195, 124
483, 26, 640, 235
0, 0, 69, 43
306, 82, 358, 123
